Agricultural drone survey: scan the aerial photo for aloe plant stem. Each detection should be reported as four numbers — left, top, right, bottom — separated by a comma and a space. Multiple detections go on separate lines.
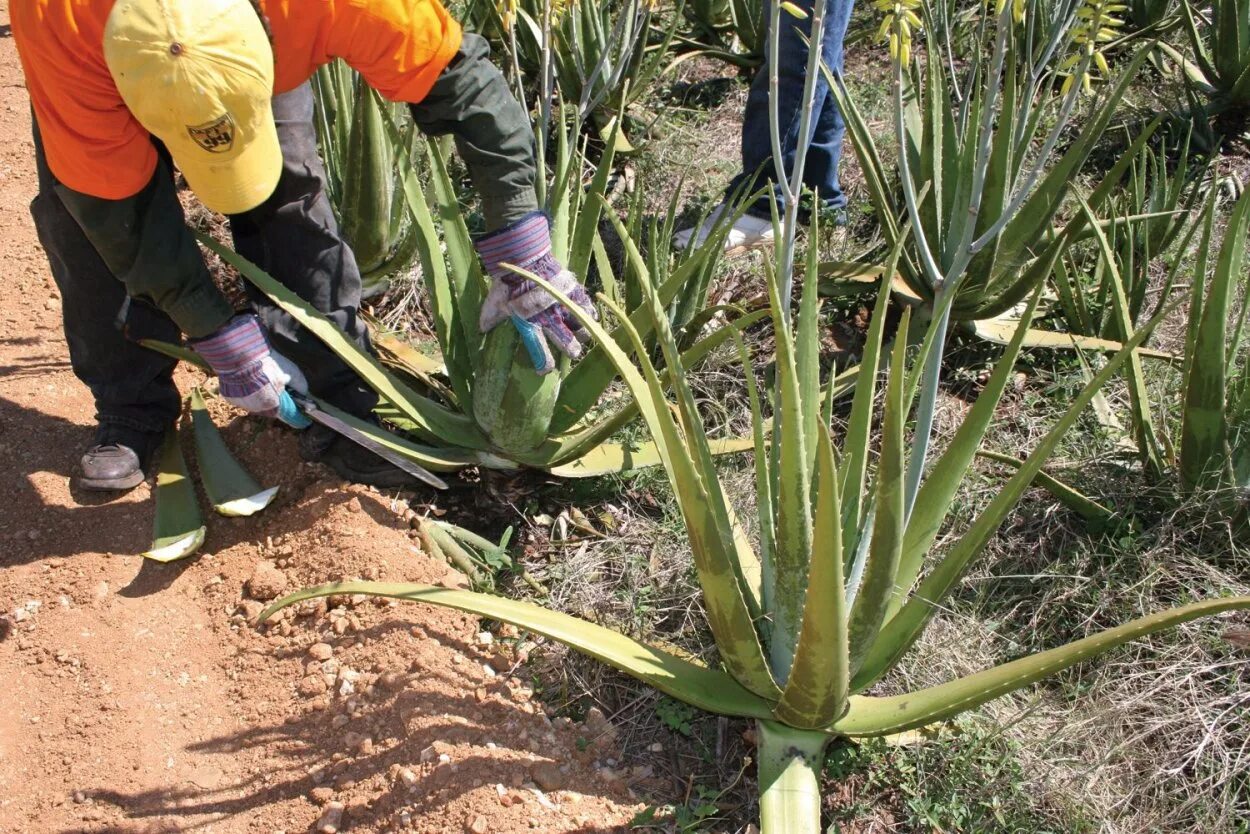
756, 720, 829, 834
536, 0, 555, 206
972, 57, 1088, 253
900, 5, 1091, 518
767, 0, 826, 320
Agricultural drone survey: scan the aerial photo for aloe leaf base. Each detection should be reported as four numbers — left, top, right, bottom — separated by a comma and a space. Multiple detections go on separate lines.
756, 721, 829, 834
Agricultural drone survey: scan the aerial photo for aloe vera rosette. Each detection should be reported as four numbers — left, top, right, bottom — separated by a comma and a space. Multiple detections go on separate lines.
263, 251, 1250, 832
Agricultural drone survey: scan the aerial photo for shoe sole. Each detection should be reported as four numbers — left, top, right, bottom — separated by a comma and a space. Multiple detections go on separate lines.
724, 239, 776, 258
78, 471, 146, 492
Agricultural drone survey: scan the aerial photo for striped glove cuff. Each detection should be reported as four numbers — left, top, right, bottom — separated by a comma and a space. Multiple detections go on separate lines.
475, 211, 561, 285
191, 314, 270, 374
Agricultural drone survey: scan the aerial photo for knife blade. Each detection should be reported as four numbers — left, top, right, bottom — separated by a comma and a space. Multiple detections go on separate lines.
289, 392, 449, 490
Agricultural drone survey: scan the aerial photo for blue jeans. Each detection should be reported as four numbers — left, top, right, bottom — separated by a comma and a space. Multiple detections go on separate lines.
727, 0, 855, 219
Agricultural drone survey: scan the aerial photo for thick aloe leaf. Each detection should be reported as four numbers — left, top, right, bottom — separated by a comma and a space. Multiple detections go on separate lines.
834, 596, 1250, 737
846, 326, 907, 677
261, 582, 777, 720
976, 450, 1114, 526
1078, 196, 1164, 474
196, 235, 489, 451
546, 436, 755, 477
765, 256, 815, 681
542, 279, 780, 700
188, 388, 277, 517
145, 427, 206, 563
968, 319, 1177, 361
889, 287, 1045, 619
1181, 186, 1250, 490
472, 325, 565, 457
568, 119, 619, 278
796, 212, 823, 475
774, 426, 849, 729
378, 109, 476, 410
626, 264, 775, 684
841, 237, 909, 551
428, 140, 485, 303
730, 330, 775, 615
858, 298, 1180, 690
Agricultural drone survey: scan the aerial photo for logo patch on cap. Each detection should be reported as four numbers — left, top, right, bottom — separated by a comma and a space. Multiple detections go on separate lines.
187, 114, 236, 153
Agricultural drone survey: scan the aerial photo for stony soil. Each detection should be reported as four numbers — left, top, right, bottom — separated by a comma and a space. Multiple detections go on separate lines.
0, 5, 643, 831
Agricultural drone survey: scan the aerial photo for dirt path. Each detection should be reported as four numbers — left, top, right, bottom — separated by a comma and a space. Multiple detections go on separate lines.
0, 7, 640, 832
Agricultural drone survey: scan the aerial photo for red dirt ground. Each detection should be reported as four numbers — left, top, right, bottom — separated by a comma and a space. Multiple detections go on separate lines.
0, 5, 641, 831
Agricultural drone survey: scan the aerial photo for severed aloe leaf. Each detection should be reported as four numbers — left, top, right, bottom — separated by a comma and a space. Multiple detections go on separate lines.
189, 388, 278, 517
144, 426, 206, 563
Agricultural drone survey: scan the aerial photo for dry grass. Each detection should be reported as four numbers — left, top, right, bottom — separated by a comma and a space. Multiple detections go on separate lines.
354, 19, 1250, 833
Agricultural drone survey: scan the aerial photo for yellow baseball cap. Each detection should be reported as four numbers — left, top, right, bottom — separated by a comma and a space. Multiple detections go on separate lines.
102, 0, 281, 215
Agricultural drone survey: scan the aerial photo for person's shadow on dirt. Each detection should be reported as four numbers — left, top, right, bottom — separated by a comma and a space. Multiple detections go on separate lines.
0, 392, 366, 585
71, 619, 641, 834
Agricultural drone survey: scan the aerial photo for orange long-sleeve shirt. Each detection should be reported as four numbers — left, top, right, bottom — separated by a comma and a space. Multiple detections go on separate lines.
12, 0, 462, 201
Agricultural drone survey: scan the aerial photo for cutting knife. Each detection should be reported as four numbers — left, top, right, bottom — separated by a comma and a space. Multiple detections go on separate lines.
284, 391, 448, 490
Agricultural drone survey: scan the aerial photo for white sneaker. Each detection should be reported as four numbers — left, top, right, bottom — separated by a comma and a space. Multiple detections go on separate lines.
674, 204, 779, 255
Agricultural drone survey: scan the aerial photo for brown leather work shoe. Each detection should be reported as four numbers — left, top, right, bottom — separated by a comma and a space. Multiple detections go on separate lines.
78, 425, 165, 492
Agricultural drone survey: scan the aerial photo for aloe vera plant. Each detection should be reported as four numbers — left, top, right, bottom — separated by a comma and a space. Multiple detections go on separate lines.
261, 249, 1250, 831
677, 0, 766, 66
193, 110, 754, 478
1053, 133, 1204, 347
485, 0, 691, 151
311, 61, 420, 297
1179, 184, 1250, 494
833, 1, 1155, 335
261, 9, 1250, 816
1180, 0, 1250, 109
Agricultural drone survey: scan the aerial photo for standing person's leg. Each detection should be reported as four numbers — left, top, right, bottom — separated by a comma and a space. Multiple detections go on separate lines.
801, 0, 855, 219
679, 0, 842, 251
726, 0, 835, 218
227, 82, 377, 419
30, 120, 181, 490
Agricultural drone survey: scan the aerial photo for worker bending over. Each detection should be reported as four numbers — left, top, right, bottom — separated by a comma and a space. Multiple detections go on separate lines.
12, 0, 594, 489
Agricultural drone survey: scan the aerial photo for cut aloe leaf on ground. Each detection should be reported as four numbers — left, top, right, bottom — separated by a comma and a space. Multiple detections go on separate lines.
976, 449, 1114, 526
189, 388, 278, 517
144, 426, 206, 563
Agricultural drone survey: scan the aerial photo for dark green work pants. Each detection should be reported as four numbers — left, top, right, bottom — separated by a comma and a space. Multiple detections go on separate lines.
31, 82, 378, 434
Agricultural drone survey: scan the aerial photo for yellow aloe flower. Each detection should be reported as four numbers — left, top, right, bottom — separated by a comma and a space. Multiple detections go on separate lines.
989, 0, 1027, 24
1062, 0, 1126, 93
496, 0, 517, 29
873, 0, 922, 65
